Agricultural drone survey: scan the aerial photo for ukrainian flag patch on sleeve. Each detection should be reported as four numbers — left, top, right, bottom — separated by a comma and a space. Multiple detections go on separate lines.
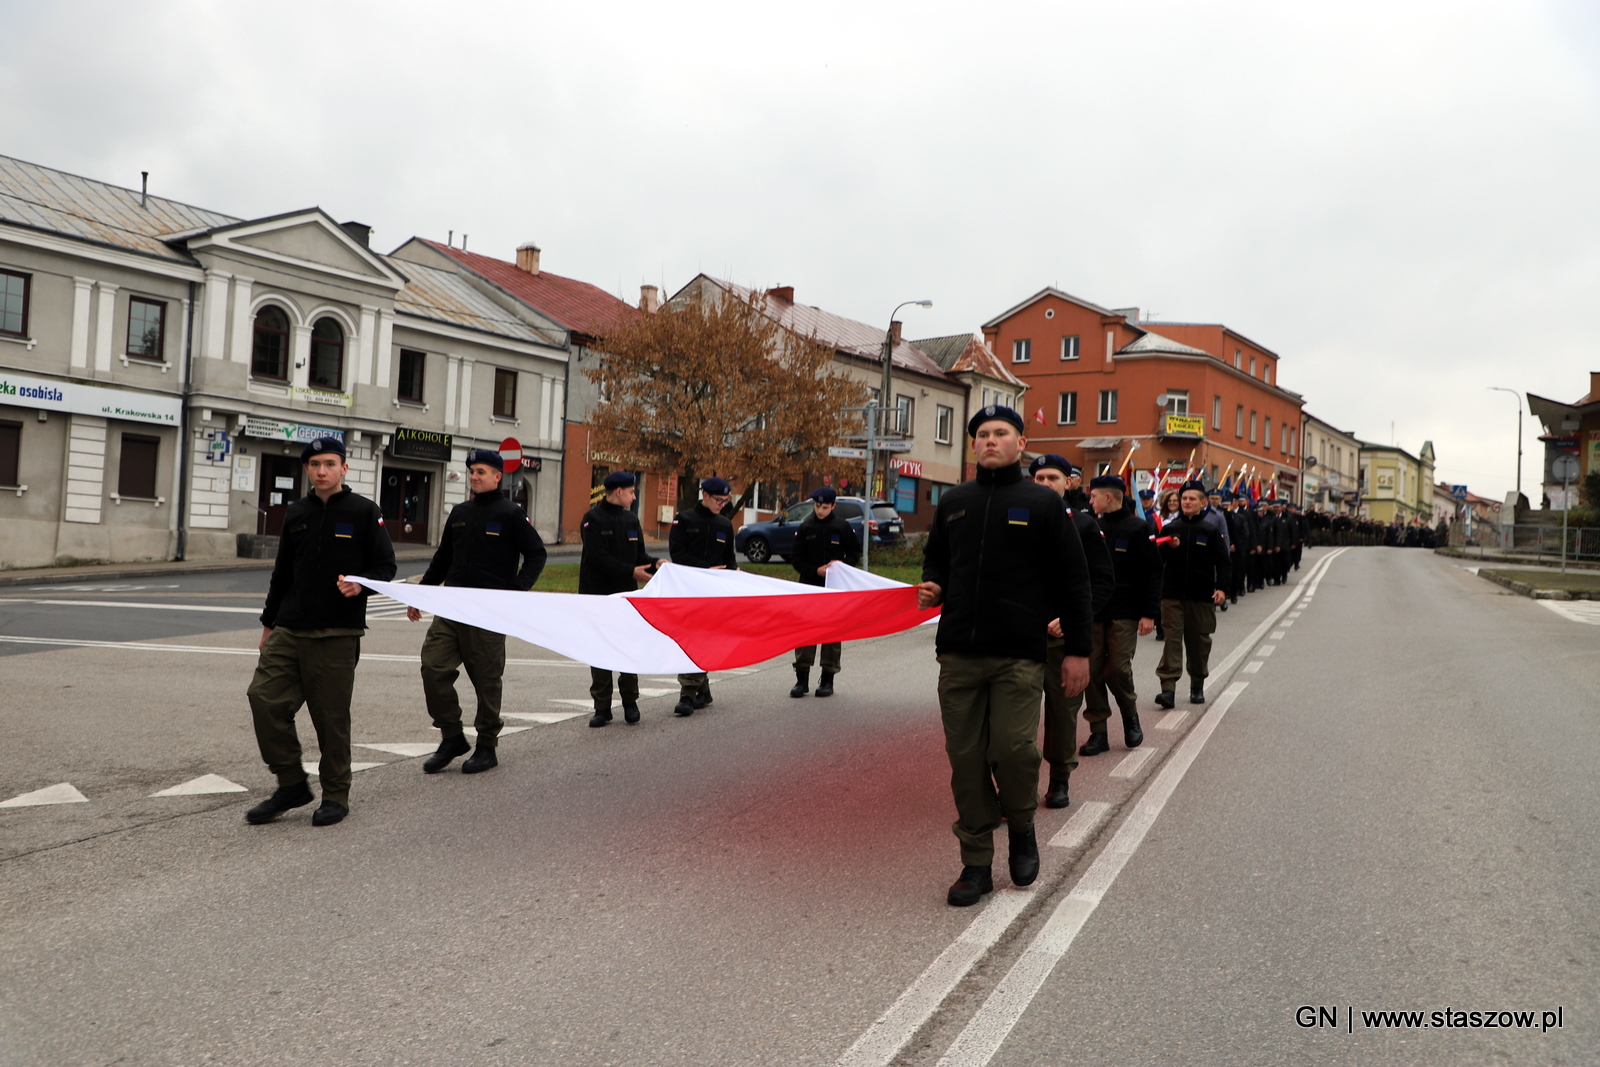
1007, 507, 1030, 526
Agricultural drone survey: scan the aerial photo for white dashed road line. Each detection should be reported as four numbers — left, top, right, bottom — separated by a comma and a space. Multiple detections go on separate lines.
1047, 801, 1111, 850
1109, 748, 1157, 778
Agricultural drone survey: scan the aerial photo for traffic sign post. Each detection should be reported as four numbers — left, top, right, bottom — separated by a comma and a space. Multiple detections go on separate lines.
837, 400, 914, 573
1553, 453, 1580, 573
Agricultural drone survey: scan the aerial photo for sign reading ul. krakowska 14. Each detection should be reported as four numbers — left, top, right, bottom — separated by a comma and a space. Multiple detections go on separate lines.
0, 371, 180, 425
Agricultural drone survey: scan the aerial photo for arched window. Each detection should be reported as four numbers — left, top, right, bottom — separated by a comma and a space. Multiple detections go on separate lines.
309, 318, 344, 391
251, 306, 290, 380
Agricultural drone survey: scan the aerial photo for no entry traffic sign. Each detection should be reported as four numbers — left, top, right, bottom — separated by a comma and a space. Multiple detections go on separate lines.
500, 437, 522, 473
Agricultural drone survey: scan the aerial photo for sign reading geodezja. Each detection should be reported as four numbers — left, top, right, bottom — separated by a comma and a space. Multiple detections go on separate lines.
243, 415, 345, 443
0, 371, 180, 425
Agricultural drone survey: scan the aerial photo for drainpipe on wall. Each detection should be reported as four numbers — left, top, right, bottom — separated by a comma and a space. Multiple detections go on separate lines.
174, 280, 197, 560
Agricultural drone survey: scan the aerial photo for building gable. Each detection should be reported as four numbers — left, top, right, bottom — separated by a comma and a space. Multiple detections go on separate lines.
187, 210, 406, 291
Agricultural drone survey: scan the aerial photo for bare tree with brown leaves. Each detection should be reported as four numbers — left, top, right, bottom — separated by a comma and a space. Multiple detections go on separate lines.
586, 289, 865, 511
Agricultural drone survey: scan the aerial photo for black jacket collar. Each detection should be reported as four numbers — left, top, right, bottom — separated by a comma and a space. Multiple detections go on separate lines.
975, 462, 1024, 487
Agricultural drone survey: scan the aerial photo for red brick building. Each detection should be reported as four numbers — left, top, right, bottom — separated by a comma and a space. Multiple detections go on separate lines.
981, 288, 1305, 497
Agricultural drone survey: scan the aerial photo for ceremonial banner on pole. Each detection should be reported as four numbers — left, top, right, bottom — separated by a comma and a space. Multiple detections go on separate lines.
349, 563, 939, 675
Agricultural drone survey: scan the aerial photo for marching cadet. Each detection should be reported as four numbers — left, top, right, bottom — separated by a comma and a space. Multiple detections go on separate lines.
580, 471, 658, 726
670, 476, 738, 716
246, 437, 396, 827
1079, 474, 1163, 760
1027, 455, 1114, 809
410, 449, 546, 774
1154, 480, 1231, 708
788, 486, 861, 698
919, 406, 1094, 907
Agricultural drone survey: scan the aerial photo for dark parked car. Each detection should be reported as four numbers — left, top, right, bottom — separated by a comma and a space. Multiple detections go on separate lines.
734, 496, 903, 564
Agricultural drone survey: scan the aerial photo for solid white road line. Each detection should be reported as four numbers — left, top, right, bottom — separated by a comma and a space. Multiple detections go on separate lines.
1109, 748, 1157, 778
934, 682, 1252, 1067
1047, 801, 1111, 850
1, 599, 259, 614
833, 549, 1348, 1067
0, 634, 582, 666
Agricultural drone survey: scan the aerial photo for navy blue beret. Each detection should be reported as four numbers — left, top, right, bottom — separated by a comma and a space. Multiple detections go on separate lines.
1027, 454, 1072, 477
466, 449, 504, 471
809, 486, 838, 503
966, 404, 1025, 437
1089, 474, 1126, 492
700, 476, 732, 496
603, 470, 635, 490
1180, 480, 1208, 495
301, 437, 345, 462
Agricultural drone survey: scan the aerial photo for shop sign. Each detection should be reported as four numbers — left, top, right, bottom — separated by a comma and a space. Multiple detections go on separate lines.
243, 416, 345, 443
292, 386, 353, 408
1163, 414, 1206, 438
391, 427, 453, 463
0, 370, 180, 426
892, 457, 923, 478
202, 428, 232, 464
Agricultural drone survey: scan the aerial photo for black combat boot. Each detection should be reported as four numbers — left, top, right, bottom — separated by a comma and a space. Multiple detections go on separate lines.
814, 671, 834, 697
461, 743, 498, 774
310, 800, 347, 826
673, 697, 695, 717
1044, 777, 1071, 808
589, 707, 613, 728
790, 667, 810, 698
622, 702, 640, 725
1154, 690, 1176, 710
693, 690, 713, 709
1122, 709, 1144, 748
947, 865, 994, 907
1009, 828, 1040, 887
1190, 684, 1206, 705
1079, 731, 1110, 757
245, 780, 314, 824
423, 733, 471, 774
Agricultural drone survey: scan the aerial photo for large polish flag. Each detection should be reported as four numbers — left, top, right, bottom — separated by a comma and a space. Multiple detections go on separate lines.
349, 563, 939, 674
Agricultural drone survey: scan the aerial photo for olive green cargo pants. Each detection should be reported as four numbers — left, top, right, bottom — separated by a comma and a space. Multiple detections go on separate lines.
420, 617, 506, 745
793, 642, 842, 673
1041, 636, 1083, 779
1156, 598, 1216, 691
247, 630, 360, 805
1083, 618, 1142, 729
590, 667, 640, 710
937, 652, 1045, 867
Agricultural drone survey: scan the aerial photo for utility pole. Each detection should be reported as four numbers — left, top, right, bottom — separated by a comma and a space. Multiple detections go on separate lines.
1488, 387, 1524, 502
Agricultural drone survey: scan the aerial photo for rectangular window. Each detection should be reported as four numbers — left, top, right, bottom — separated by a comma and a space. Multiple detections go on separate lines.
1060, 335, 1079, 360
1058, 391, 1078, 425
1249, 356, 1257, 377
935, 404, 953, 444
1164, 390, 1188, 416
1098, 389, 1118, 423
1233, 348, 1242, 370
1250, 411, 1258, 443
118, 434, 159, 498
0, 420, 19, 486
1282, 424, 1290, 454
1213, 395, 1222, 432
397, 349, 426, 402
1265, 363, 1273, 385
895, 394, 914, 436
0, 269, 30, 337
126, 297, 166, 360
1264, 417, 1272, 449
493, 368, 517, 418
1012, 338, 1031, 363
1236, 404, 1244, 438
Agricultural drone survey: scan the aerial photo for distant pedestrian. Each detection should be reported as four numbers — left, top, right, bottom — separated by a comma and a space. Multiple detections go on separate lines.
670, 476, 738, 716
579, 471, 658, 727
919, 407, 1094, 907
1080, 474, 1162, 760
788, 486, 860, 698
411, 450, 547, 774
245, 437, 396, 827
1154, 481, 1231, 708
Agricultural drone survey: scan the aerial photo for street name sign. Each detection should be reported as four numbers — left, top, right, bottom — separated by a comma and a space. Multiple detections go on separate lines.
828, 446, 867, 459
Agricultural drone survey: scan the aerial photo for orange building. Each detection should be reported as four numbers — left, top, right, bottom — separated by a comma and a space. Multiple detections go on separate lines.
981, 288, 1305, 497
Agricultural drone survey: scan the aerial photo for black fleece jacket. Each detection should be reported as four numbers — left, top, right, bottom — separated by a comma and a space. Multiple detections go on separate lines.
260, 487, 396, 630
921, 462, 1093, 661
579, 500, 656, 595
420, 489, 546, 591
669, 502, 738, 570
1095, 501, 1164, 621
790, 510, 862, 588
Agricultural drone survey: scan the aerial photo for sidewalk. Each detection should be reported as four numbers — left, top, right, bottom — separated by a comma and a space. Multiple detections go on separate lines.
1434, 546, 1600, 572
0, 539, 641, 588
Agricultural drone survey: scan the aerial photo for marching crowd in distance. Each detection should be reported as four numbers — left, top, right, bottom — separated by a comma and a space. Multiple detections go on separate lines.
229, 408, 1412, 908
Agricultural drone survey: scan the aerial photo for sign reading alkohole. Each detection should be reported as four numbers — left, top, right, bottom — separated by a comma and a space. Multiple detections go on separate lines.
391, 427, 453, 463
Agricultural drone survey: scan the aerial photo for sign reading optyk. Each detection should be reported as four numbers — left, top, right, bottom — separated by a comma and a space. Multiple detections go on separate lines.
0, 371, 180, 426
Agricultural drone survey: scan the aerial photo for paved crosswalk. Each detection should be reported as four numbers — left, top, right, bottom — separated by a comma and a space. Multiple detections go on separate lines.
1540, 600, 1600, 625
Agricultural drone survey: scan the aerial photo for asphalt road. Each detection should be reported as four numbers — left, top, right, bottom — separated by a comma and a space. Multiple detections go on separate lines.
0, 548, 1594, 1066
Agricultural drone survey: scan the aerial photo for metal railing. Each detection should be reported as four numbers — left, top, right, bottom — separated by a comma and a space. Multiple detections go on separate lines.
1448, 523, 1600, 563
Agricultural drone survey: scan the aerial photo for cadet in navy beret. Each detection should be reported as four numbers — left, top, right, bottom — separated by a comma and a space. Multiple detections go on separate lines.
809, 486, 838, 504
300, 436, 345, 462
669, 475, 739, 716
602, 470, 636, 491
465, 449, 503, 472
1027, 454, 1072, 478
966, 404, 1026, 437
1088, 474, 1126, 493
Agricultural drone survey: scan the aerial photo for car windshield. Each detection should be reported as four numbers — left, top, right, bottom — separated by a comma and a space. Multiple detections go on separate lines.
785, 502, 814, 523
871, 504, 899, 521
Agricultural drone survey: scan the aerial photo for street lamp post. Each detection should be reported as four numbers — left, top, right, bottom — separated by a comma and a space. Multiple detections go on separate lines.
1488, 386, 1524, 503
866, 298, 931, 572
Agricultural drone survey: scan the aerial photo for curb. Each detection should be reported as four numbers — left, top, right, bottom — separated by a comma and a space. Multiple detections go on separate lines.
1435, 546, 1600, 571
1473, 569, 1600, 601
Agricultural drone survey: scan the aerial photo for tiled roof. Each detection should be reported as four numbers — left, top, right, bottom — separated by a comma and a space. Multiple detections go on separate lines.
1116, 330, 1212, 358
699, 277, 951, 380
981, 287, 1120, 330
425, 241, 639, 340
0, 153, 238, 261
390, 257, 557, 346
913, 333, 1027, 388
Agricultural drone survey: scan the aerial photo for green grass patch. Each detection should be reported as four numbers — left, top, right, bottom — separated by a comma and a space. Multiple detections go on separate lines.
1481, 568, 1600, 593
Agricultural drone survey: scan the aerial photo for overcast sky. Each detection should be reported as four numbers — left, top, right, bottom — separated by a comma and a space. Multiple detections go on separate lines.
4, 0, 1596, 500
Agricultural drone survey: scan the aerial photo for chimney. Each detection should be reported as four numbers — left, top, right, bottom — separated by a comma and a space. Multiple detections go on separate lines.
640, 285, 662, 314
339, 221, 372, 248
890, 320, 903, 346
517, 242, 541, 274
1111, 307, 1140, 322
1590, 370, 1600, 402
767, 285, 794, 303
140, 171, 148, 209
